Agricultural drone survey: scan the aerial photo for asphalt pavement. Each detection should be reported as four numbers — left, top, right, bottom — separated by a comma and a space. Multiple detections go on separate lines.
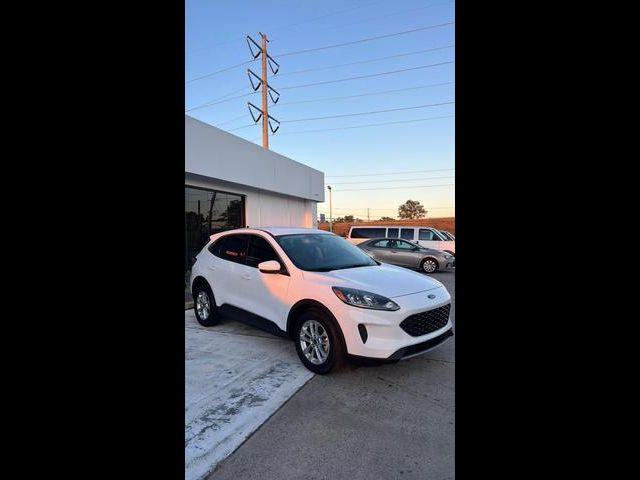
208, 270, 455, 480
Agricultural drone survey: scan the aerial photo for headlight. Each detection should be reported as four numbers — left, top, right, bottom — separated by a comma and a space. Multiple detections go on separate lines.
332, 286, 400, 311
444, 254, 453, 259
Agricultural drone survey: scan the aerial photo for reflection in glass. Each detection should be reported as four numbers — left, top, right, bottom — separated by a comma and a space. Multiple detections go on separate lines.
185, 186, 245, 276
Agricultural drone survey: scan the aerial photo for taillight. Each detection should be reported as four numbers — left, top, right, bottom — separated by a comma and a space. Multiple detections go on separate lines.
191, 256, 197, 266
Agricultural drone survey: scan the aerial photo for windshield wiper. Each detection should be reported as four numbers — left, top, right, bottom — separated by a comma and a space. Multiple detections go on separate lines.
331, 263, 372, 271
305, 263, 371, 272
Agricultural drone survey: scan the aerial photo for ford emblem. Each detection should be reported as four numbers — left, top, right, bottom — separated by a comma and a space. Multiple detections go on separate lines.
427, 294, 436, 299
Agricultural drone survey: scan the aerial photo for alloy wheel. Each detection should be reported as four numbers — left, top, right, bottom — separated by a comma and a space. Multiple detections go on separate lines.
422, 259, 437, 273
299, 319, 330, 365
196, 290, 211, 320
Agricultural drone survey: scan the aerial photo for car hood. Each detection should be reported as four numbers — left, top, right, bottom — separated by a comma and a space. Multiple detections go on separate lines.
303, 263, 443, 298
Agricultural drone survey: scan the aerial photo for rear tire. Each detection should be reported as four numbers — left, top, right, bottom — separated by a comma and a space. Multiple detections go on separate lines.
420, 257, 439, 274
294, 309, 345, 374
192, 282, 220, 327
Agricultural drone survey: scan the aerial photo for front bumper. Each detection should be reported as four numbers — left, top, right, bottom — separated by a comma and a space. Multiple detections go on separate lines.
348, 327, 454, 364
337, 286, 453, 360
440, 256, 455, 270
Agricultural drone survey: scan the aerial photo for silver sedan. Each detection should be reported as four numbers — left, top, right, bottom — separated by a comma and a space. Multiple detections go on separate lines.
357, 238, 455, 273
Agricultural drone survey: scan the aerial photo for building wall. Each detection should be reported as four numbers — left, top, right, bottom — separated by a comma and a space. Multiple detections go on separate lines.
186, 115, 324, 202
186, 174, 317, 229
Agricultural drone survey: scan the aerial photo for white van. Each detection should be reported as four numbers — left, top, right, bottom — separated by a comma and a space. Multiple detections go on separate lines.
346, 225, 455, 254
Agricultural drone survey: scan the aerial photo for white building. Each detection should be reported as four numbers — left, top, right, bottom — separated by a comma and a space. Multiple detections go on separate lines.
185, 115, 324, 271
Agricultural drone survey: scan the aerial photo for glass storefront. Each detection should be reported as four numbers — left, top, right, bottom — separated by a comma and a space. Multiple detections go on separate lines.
185, 186, 245, 279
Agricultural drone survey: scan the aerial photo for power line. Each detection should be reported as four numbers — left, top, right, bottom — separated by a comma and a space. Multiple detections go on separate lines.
326, 168, 454, 178
185, 86, 248, 111
227, 123, 259, 132
276, 114, 455, 135
186, 58, 257, 84
277, 45, 454, 77
278, 61, 454, 90
214, 113, 250, 128
330, 176, 455, 185
333, 183, 455, 192
272, 82, 455, 108
186, 0, 389, 55
185, 91, 258, 113
275, 22, 455, 58
274, 0, 455, 43
210, 83, 456, 130
269, 0, 389, 40
283, 101, 454, 123
232, 111, 453, 134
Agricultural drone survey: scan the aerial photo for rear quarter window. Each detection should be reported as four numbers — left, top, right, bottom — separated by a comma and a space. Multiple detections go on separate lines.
208, 234, 249, 264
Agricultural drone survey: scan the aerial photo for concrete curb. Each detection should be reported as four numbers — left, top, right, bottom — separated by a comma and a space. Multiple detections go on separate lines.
185, 301, 194, 310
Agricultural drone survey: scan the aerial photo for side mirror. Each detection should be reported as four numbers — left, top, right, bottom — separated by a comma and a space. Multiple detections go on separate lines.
258, 260, 282, 274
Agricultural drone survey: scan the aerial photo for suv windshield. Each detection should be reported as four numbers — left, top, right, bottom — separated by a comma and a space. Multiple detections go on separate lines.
277, 234, 378, 272
439, 230, 455, 240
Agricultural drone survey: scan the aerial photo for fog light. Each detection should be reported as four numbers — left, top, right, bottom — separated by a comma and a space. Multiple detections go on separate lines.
358, 324, 368, 344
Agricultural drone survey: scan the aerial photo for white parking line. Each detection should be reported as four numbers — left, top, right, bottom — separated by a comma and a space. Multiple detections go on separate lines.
185, 310, 314, 480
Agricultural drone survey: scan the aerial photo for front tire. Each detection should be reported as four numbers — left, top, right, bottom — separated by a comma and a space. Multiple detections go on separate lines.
294, 309, 345, 374
420, 257, 439, 273
192, 282, 220, 327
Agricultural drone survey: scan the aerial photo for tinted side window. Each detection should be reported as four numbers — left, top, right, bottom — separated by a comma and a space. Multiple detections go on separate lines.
400, 228, 415, 240
397, 240, 417, 250
210, 234, 249, 263
387, 228, 399, 238
419, 229, 436, 240
372, 240, 391, 248
246, 235, 279, 268
351, 228, 386, 238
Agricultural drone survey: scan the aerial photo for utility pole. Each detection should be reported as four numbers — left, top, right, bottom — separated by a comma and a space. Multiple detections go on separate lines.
327, 186, 333, 233
261, 32, 269, 149
246, 34, 280, 149
367, 208, 370, 222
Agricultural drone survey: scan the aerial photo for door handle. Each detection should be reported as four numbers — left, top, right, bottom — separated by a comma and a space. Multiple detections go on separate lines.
241, 273, 252, 280
208, 266, 216, 271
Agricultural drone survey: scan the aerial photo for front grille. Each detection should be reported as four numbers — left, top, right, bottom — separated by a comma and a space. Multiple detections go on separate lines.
400, 303, 451, 337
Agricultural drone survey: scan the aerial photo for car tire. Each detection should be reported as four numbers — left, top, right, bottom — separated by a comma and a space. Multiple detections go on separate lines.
420, 257, 439, 274
192, 282, 220, 327
294, 309, 345, 374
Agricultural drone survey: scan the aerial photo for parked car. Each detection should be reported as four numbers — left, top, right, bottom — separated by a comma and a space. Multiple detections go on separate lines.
357, 238, 455, 273
346, 225, 455, 255
190, 227, 453, 374
439, 230, 455, 241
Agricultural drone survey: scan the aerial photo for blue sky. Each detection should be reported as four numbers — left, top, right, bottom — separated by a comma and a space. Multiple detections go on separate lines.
186, 0, 455, 220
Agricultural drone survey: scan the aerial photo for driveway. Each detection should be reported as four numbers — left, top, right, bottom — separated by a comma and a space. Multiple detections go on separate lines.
185, 312, 314, 480
187, 271, 455, 480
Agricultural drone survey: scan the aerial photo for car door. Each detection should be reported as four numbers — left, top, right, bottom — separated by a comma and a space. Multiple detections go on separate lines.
242, 234, 292, 328
390, 239, 421, 267
416, 228, 441, 248
207, 233, 251, 308
370, 239, 412, 267
364, 239, 394, 263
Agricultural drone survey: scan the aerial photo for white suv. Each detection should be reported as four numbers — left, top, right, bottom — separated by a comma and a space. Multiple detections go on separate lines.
190, 227, 453, 374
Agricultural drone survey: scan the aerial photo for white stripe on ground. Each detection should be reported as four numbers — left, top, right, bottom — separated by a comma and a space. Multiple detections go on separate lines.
185, 310, 314, 480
